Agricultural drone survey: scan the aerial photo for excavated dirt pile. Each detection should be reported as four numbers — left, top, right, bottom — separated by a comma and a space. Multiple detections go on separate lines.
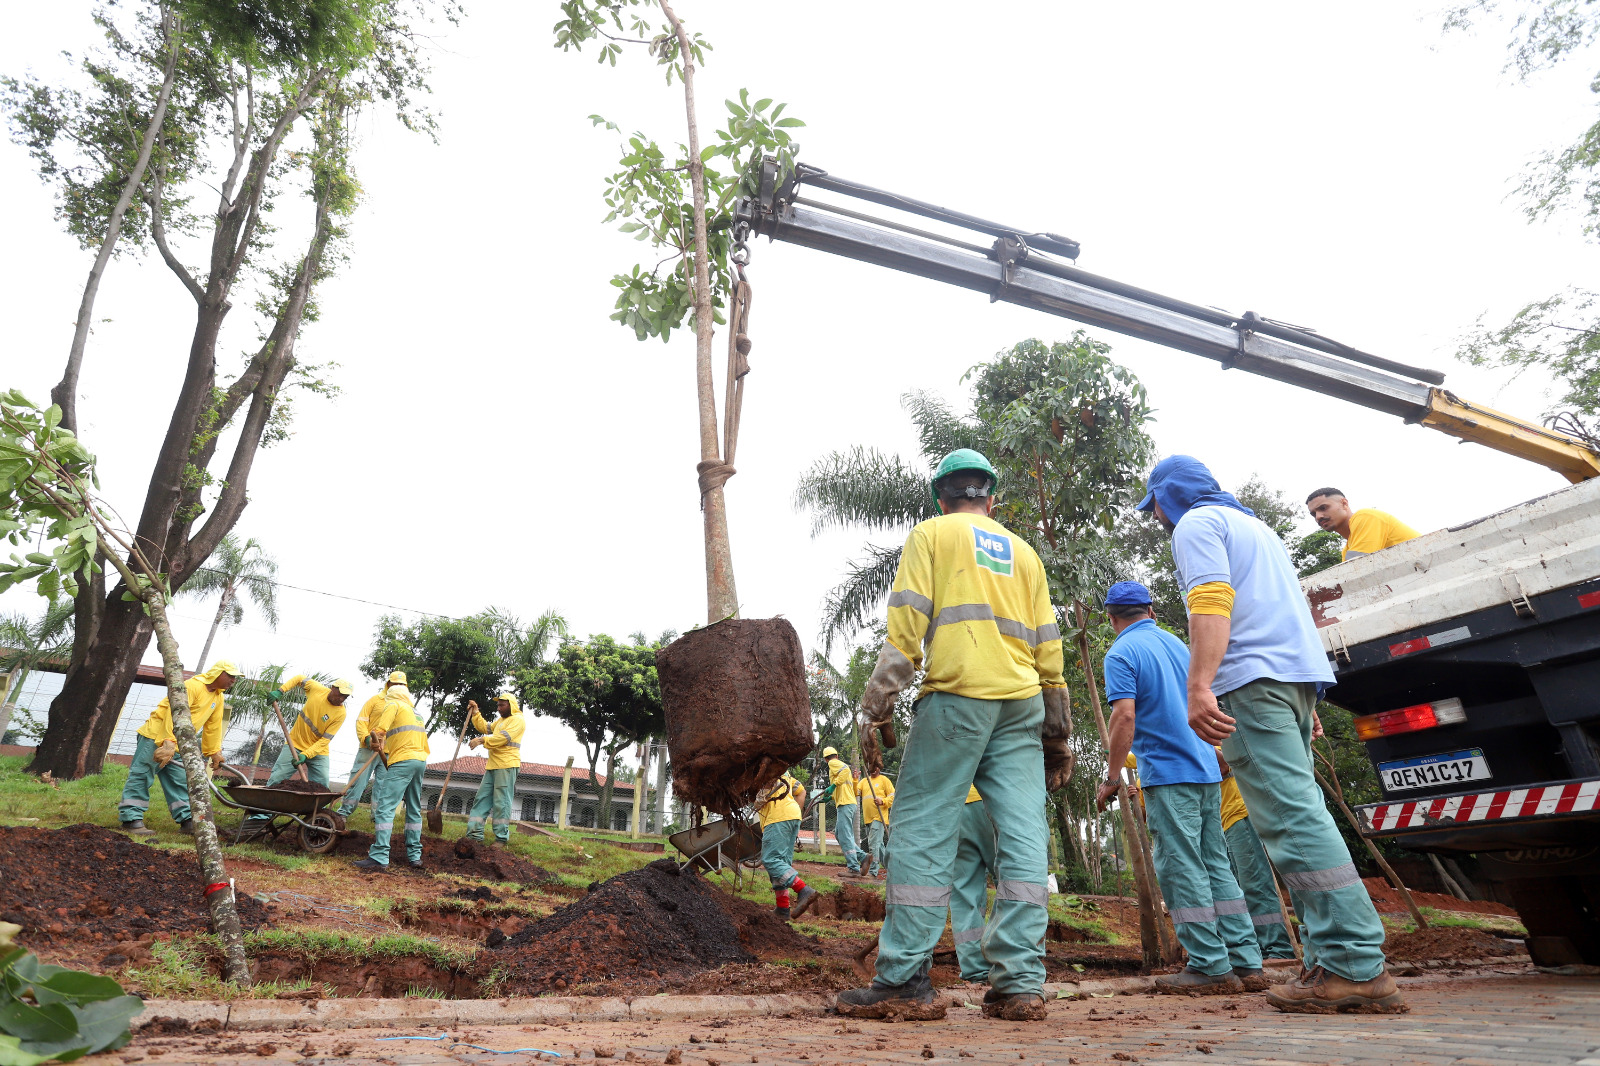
481, 859, 816, 995
0, 824, 268, 944
658, 619, 814, 813
237, 779, 335, 795
1362, 877, 1517, 917
326, 832, 555, 883
1384, 925, 1519, 962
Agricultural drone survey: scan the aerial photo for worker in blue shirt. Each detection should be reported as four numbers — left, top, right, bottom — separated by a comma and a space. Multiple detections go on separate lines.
1093, 582, 1264, 994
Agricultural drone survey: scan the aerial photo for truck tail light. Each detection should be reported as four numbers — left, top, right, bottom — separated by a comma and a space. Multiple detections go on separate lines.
1354, 698, 1466, 741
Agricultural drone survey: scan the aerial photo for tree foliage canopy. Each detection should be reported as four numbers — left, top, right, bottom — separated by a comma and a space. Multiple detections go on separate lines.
362, 613, 506, 734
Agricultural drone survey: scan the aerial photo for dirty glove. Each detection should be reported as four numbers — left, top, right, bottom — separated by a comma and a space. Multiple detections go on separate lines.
859, 644, 915, 770
468, 736, 484, 750
153, 740, 177, 768
1041, 686, 1074, 792
208, 751, 225, 771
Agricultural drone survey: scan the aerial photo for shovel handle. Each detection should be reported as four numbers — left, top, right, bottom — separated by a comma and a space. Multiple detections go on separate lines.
271, 700, 309, 782
431, 708, 477, 809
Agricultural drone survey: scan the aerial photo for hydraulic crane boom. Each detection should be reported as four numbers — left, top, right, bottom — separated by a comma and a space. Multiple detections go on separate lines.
733, 161, 1600, 483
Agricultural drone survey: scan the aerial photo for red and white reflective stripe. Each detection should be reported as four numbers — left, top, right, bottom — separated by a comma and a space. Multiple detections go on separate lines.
1387, 625, 1471, 659
1362, 780, 1600, 832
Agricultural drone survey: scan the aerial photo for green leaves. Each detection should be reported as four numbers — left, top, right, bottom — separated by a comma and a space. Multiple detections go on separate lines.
0, 948, 141, 1062
0, 393, 103, 603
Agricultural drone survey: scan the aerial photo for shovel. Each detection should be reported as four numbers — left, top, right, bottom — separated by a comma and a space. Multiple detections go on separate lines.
271, 701, 310, 782
426, 708, 477, 834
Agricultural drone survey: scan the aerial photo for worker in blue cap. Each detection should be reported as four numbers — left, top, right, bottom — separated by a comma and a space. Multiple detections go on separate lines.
1137, 456, 1398, 1013
1093, 581, 1263, 994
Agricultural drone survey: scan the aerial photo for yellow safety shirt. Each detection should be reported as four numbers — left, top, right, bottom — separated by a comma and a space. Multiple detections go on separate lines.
138, 677, 225, 756
469, 707, 526, 771
352, 688, 389, 745
860, 774, 895, 824
966, 785, 982, 804
1343, 508, 1420, 562
887, 512, 1065, 701
373, 692, 430, 766
1219, 772, 1249, 831
758, 774, 802, 828
827, 757, 857, 806
280, 675, 346, 758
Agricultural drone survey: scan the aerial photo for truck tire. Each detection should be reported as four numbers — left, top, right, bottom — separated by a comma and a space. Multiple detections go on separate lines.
1507, 876, 1600, 967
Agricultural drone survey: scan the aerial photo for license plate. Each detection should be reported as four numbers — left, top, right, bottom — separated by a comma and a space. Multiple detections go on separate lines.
1378, 748, 1490, 792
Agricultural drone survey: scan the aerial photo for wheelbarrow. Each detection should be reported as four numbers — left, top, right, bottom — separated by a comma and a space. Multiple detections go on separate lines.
669, 818, 763, 874
209, 764, 344, 855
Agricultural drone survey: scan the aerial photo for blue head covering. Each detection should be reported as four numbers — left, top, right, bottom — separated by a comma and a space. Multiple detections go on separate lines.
1136, 455, 1254, 527
1104, 581, 1153, 606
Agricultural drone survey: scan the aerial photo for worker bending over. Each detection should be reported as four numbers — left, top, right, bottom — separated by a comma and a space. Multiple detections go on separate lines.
839, 449, 1072, 1023
1093, 582, 1263, 994
950, 785, 998, 983
1142, 455, 1400, 1013
334, 671, 405, 826
119, 660, 237, 836
859, 767, 895, 879
756, 770, 818, 920
1216, 748, 1298, 961
356, 680, 430, 873
1304, 488, 1418, 562
823, 746, 866, 876
465, 693, 525, 844
240, 675, 352, 835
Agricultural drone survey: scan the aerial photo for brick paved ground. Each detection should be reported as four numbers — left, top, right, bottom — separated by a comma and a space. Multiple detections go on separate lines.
124, 974, 1599, 1066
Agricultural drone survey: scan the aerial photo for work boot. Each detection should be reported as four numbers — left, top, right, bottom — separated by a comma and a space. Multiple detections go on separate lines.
353, 858, 390, 874
403, 859, 426, 872
1154, 966, 1244, 996
981, 989, 1048, 1021
836, 966, 945, 1021
1265, 966, 1406, 1014
1234, 967, 1272, 992
791, 885, 819, 919
774, 907, 792, 921
121, 820, 156, 837
178, 819, 195, 836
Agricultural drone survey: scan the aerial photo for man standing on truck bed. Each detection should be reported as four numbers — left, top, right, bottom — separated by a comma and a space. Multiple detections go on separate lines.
1305, 488, 1419, 562
1142, 455, 1403, 1014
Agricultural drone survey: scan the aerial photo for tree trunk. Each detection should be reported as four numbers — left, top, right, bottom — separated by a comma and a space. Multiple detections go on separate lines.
599, 747, 618, 830
653, 741, 668, 833
196, 585, 232, 671
659, 0, 738, 625
27, 592, 153, 779
630, 742, 648, 839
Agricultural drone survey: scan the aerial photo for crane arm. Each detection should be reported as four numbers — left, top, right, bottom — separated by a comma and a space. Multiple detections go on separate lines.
733, 162, 1600, 483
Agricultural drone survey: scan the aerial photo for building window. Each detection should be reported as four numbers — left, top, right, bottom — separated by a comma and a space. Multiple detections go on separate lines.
540, 797, 556, 823
521, 795, 537, 822
612, 808, 629, 832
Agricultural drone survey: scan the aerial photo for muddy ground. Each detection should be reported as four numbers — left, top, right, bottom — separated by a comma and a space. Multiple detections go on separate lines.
1361, 876, 1518, 917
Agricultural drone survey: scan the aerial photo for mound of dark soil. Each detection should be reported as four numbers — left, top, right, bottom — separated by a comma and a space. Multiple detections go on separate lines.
244, 779, 336, 795
326, 831, 554, 883
716, 889, 818, 959
1363, 877, 1516, 917
482, 859, 792, 994
1384, 925, 1517, 962
0, 824, 268, 945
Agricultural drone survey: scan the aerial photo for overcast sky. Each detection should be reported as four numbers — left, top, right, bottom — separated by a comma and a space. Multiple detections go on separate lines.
3, 1, 1595, 778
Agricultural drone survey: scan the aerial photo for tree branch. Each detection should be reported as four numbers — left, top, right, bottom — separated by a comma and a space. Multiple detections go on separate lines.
146, 168, 204, 302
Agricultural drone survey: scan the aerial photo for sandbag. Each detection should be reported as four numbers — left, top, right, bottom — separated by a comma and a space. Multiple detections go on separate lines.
656, 618, 815, 815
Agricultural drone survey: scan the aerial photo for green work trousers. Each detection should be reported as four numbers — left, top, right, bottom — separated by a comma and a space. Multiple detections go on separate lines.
866, 819, 890, 877
244, 746, 331, 825
951, 799, 998, 982
761, 817, 801, 891
878, 690, 1049, 995
1224, 815, 1298, 960
336, 747, 385, 817
370, 758, 426, 866
1142, 781, 1262, 976
118, 734, 191, 827
466, 767, 518, 843
1218, 678, 1387, 981
835, 801, 865, 872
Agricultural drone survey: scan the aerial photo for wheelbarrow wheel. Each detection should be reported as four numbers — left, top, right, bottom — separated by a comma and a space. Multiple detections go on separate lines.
300, 812, 340, 855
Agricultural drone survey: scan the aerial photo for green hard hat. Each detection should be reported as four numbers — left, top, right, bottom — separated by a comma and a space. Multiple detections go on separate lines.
931, 448, 997, 503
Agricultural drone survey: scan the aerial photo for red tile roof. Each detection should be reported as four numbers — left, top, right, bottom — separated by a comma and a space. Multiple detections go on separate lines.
422, 756, 636, 790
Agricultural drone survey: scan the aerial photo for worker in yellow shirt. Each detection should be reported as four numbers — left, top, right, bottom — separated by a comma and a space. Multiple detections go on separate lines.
1216, 749, 1297, 960
355, 680, 430, 873
464, 693, 525, 844
239, 674, 353, 835
859, 769, 895, 879
950, 785, 998, 982
119, 660, 238, 836
840, 449, 1071, 1023
756, 770, 818, 920
823, 746, 866, 876
1304, 488, 1419, 562
333, 671, 406, 824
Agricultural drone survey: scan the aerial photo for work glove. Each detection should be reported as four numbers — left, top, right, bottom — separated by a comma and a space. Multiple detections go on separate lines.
267, 689, 284, 702
153, 740, 177, 768
468, 736, 484, 750
859, 644, 915, 768
1041, 685, 1074, 792
369, 729, 386, 755
293, 752, 309, 768
208, 751, 225, 772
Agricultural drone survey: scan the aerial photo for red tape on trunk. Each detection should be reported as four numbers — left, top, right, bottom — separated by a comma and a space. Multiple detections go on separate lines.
203, 882, 230, 898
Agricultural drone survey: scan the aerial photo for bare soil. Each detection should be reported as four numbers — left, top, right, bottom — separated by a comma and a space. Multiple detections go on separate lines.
658, 620, 814, 813
320, 831, 556, 883
240, 779, 337, 795
0, 824, 269, 947
1383, 925, 1519, 963
1362, 877, 1518, 917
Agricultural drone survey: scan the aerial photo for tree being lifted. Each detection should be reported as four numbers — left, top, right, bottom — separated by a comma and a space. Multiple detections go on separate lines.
2, 0, 460, 780
555, 2, 814, 811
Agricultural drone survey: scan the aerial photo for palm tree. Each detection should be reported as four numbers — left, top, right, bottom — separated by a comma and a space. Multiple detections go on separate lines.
793, 390, 992, 652
181, 534, 280, 670
0, 601, 75, 740
487, 607, 571, 675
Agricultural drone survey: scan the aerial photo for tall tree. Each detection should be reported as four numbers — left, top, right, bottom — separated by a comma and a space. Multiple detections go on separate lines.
3, 0, 459, 779
517, 633, 664, 829
0, 601, 75, 740
179, 533, 279, 669
555, 1, 803, 623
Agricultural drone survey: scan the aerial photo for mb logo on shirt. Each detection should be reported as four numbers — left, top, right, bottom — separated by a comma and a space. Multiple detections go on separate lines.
973, 527, 1013, 576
